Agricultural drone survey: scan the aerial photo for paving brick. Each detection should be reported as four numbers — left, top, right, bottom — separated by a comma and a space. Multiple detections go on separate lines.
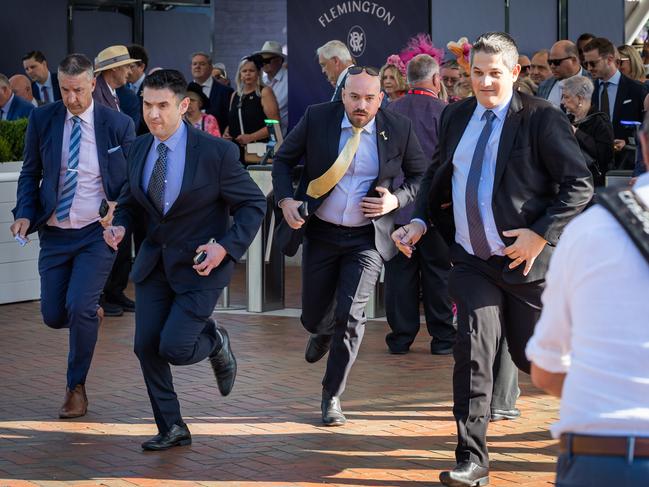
0, 265, 559, 486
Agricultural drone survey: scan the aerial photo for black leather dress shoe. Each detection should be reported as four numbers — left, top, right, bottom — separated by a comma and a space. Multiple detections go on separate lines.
208, 326, 237, 396
100, 296, 123, 317
321, 390, 346, 426
305, 334, 332, 363
108, 292, 135, 312
490, 407, 521, 422
439, 461, 489, 486
141, 423, 192, 451
430, 339, 454, 355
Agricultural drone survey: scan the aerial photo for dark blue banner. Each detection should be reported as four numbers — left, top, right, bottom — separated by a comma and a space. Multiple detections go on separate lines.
287, 0, 430, 130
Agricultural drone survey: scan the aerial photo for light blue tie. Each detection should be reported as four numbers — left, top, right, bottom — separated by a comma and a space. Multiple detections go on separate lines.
55, 116, 82, 222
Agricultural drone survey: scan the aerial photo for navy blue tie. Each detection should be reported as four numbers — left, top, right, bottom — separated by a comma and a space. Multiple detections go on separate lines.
465, 110, 496, 260
147, 143, 168, 214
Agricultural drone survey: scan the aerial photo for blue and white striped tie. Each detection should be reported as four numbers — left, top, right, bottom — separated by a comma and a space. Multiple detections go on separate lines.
55, 116, 82, 222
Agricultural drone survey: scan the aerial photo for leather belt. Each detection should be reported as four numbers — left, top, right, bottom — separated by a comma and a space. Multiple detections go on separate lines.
560, 434, 649, 458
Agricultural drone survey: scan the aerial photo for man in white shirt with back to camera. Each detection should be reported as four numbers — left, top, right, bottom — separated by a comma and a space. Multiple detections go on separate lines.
526, 114, 649, 486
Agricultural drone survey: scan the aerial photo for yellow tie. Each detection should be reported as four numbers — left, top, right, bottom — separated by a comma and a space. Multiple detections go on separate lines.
307, 126, 363, 198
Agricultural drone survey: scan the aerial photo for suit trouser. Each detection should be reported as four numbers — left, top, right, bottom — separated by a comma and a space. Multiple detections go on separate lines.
384, 226, 455, 351
38, 222, 116, 389
447, 244, 542, 467
301, 217, 383, 397
134, 262, 222, 433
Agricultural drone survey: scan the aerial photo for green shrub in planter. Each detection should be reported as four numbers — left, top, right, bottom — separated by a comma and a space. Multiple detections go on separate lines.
0, 118, 29, 162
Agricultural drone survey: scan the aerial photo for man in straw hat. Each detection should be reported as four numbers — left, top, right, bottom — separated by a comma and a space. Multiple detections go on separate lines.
93, 45, 142, 318
93, 45, 139, 113
254, 40, 288, 135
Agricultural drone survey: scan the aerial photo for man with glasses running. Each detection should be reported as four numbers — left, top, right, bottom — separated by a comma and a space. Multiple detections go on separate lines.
537, 40, 588, 108
272, 66, 426, 426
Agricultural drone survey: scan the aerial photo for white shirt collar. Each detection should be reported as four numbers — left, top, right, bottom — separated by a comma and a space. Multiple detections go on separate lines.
341, 111, 376, 135
66, 100, 94, 125
1, 93, 14, 111
336, 65, 354, 88
198, 76, 213, 91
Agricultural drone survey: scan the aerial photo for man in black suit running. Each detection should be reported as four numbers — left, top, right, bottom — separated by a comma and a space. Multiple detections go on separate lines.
272, 67, 426, 426
393, 32, 594, 486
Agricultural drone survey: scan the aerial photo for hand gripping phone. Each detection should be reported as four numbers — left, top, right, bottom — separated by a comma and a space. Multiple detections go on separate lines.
193, 238, 216, 265
99, 198, 109, 218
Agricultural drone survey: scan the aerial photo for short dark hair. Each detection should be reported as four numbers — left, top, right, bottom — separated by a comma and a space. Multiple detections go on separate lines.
577, 32, 596, 44
58, 53, 94, 79
583, 37, 615, 58
143, 69, 187, 98
128, 44, 149, 69
22, 50, 47, 63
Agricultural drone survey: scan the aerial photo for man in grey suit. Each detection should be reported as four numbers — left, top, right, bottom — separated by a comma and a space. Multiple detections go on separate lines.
537, 40, 587, 107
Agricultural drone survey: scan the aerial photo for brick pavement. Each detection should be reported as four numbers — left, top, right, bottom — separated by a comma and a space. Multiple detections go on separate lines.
0, 265, 561, 487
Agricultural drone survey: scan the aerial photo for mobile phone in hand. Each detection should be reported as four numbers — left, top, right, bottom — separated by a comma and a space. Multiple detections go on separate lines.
99, 198, 109, 218
193, 238, 217, 265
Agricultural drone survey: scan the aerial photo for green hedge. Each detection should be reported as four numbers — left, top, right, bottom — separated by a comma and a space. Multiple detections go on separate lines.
0, 118, 29, 163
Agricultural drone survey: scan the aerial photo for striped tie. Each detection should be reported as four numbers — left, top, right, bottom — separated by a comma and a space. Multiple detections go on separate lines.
55, 116, 82, 222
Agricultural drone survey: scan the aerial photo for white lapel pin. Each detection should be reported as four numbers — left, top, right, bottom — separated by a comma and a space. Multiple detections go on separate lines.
379, 130, 388, 141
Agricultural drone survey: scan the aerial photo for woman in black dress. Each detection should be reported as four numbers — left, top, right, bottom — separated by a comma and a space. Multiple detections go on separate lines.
561, 75, 614, 187
223, 56, 280, 163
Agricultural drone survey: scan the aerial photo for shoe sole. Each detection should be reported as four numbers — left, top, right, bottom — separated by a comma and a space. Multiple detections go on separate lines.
142, 439, 192, 451
59, 411, 87, 419
439, 474, 489, 486
322, 420, 346, 427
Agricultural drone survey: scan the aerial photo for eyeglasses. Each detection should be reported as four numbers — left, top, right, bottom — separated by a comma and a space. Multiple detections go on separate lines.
548, 56, 572, 67
347, 66, 379, 76
519, 65, 531, 73
583, 58, 603, 69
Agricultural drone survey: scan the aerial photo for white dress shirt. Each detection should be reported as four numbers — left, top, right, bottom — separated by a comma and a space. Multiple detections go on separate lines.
450, 95, 511, 257
198, 76, 214, 99
47, 101, 107, 229
526, 172, 649, 439
315, 113, 379, 227
263, 66, 288, 135
0, 94, 14, 119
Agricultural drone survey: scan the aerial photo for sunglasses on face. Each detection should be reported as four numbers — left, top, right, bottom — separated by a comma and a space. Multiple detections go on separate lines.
583, 58, 603, 69
519, 65, 531, 73
347, 66, 380, 76
548, 56, 572, 67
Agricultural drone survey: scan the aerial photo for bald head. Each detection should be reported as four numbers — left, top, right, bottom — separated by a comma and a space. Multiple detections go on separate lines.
549, 40, 581, 79
342, 70, 384, 128
9, 74, 34, 102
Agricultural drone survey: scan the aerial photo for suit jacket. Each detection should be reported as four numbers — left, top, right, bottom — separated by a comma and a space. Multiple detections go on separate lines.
591, 73, 647, 142
93, 75, 120, 111
537, 68, 589, 100
116, 85, 142, 129
13, 101, 135, 235
272, 101, 427, 261
413, 91, 594, 284
113, 123, 266, 293
4, 94, 34, 120
204, 78, 234, 134
31, 72, 61, 103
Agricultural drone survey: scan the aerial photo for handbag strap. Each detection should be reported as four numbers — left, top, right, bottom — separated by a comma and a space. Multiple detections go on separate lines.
598, 187, 649, 265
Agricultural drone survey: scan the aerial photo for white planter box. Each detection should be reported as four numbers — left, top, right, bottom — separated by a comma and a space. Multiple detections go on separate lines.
0, 161, 40, 304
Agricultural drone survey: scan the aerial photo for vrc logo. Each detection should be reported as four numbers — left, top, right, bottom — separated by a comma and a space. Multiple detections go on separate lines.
347, 25, 366, 57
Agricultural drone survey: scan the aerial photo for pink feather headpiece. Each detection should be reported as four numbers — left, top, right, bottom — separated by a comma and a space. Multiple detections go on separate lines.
384, 54, 407, 77
399, 33, 444, 66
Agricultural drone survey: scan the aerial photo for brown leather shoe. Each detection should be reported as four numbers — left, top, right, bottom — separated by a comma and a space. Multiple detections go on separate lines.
59, 384, 88, 419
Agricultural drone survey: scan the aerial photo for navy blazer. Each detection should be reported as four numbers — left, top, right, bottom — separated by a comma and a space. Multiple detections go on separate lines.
93, 75, 120, 111
205, 78, 233, 133
13, 101, 135, 234
272, 101, 427, 261
4, 94, 34, 120
31, 72, 61, 103
113, 123, 266, 293
116, 85, 142, 129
